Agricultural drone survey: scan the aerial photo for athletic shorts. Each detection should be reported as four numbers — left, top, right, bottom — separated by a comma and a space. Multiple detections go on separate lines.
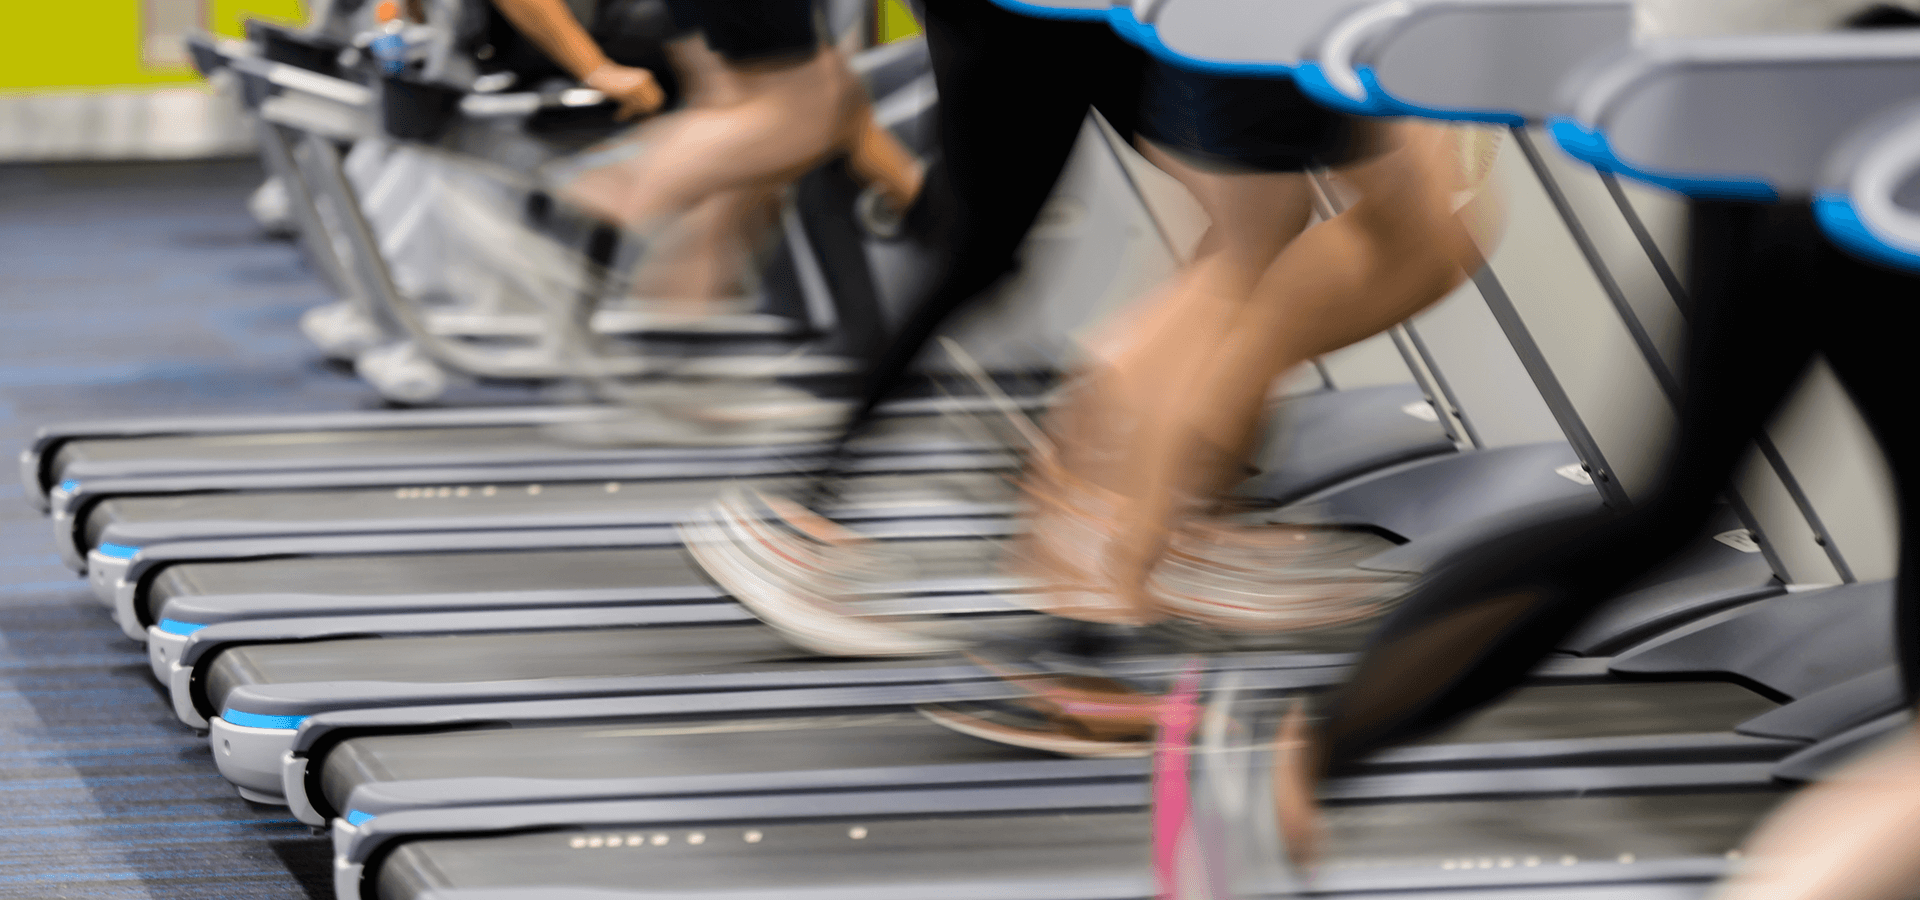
662, 0, 819, 62
1135, 61, 1373, 173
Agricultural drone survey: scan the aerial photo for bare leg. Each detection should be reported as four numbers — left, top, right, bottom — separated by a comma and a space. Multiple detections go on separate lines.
625, 182, 784, 303
1017, 143, 1314, 625
562, 47, 921, 228
850, 113, 926, 210
603, 37, 805, 308
1713, 730, 1920, 900
1105, 122, 1490, 617
1070, 144, 1316, 491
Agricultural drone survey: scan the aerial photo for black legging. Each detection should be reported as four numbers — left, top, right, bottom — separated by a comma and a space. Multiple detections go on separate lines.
821, 0, 1146, 465
1314, 199, 1920, 773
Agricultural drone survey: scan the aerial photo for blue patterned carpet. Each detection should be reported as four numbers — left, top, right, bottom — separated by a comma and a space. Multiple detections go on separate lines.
2, 157, 387, 899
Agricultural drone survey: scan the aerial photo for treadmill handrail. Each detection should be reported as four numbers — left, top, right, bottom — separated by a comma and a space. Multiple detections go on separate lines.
232, 54, 374, 108
1112, 0, 1358, 77
1554, 30, 1920, 198
1296, 0, 1633, 123
1816, 98, 1920, 271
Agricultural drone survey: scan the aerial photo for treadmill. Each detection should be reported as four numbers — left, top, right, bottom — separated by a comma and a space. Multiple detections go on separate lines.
14, 23, 919, 511
131, 0, 1829, 826
98, 377, 1457, 640
1815, 96, 1920, 273
297, 637, 1791, 828
193, 507, 1773, 804
13, 16, 1143, 512
326, 582, 1884, 899
139, 393, 1481, 731
335, 10, 1920, 898
328, 667, 1793, 900
150, 46, 1807, 802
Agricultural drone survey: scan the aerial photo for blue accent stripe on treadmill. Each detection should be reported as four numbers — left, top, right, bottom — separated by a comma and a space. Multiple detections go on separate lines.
94, 542, 139, 560
345, 810, 376, 827
221, 710, 307, 731
157, 619, 208, 636
983, 0, 1108, 21
1814, 192, 1920, 273
58, 479, 80, 493
1548, 117, 1779, 201
1105, 7, 1300, 78
1293, 62, 1524, 125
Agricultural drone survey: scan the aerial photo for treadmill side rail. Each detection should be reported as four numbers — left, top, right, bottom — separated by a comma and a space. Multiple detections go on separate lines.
212, 715, 303, 804
1558, 30, 1920, 198
1300, 0, 1631, 124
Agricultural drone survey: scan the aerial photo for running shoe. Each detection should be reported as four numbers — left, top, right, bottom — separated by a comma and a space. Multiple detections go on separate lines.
916, 619, 1204, 758
1149, 519, 1411, 633
679, 486, 962, 657
1157, 672, 1304, 900
916, 698, 1155, 759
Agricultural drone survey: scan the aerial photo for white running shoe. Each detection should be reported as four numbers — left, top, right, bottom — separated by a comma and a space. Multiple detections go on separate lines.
678, 487, 962, 657
300, 300, 387, 362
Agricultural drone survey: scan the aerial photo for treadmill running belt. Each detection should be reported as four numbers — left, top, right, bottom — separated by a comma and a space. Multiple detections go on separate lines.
205, 602, 1408, 719
372, 792, 1785, 899
57, 426, 568, 468
322, 712, 1058, 812
151, 547, 723, 608
318, 681, 1779, 823
84, 470, 1009, 548
156, 538, 1011, 607
1402, 682, 1777, 746
205, 623, 943, 704
149, 537, 1015, 625
53, 414, 954, 473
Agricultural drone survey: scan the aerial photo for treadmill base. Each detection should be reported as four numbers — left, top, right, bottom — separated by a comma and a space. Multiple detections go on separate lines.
212, 715, 294, 804
236, 785, 283, 805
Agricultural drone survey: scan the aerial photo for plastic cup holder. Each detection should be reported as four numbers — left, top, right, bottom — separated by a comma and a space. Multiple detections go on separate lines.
381, 74, 465, 142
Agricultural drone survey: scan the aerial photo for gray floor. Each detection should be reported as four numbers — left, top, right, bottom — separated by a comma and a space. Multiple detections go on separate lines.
2, 157, 410, 899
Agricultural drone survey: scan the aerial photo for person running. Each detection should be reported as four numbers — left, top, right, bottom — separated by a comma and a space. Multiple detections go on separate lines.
1263, 8, 1920, 896
552, 0, 924, 234
683, 0, 1502, 753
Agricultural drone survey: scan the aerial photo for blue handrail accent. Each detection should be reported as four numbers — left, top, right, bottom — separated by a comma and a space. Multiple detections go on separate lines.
1294, 62, 1523, 124
1106, 6, 1301, 78
982, 0, 1107, 21
1549, 117, 1779, 201
157, 619, 208, 637
1814, 192, 1920, 273
345, 810, 377, 827
95, 542, 139, 560
58, 479, 80, 494
222, 709, 308, 731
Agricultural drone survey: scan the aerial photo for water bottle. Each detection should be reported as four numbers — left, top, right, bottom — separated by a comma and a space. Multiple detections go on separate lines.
368, 0, 411, 75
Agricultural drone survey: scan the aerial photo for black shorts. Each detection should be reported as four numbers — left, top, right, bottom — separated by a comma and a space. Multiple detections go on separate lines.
1135, 61, 1372, 172
662, 0, 819, 62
